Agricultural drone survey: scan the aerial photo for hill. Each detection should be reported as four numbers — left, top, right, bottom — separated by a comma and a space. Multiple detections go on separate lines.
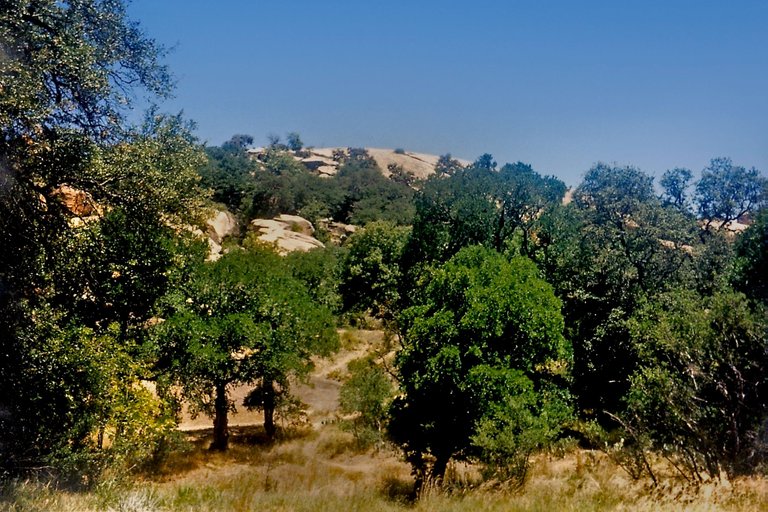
247, 146, 471, 181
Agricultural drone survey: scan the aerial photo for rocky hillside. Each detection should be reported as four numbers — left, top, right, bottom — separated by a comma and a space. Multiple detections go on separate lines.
247, 146, 471, 180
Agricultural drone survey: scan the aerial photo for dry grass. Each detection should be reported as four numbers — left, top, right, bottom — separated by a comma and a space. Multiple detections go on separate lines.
4, 329, 768, 511
5, 428, 767, 512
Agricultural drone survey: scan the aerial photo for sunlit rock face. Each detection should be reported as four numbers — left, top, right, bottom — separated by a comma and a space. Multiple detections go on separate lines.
250, 215, 324, 255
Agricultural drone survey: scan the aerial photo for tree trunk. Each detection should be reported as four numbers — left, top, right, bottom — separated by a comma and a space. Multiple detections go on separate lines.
263, 380, 276, 439
211, 381, 229, 451
430, 453, 450, 487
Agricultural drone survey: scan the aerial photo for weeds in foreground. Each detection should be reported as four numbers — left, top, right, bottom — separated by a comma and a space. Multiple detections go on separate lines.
2, 428, 768, 511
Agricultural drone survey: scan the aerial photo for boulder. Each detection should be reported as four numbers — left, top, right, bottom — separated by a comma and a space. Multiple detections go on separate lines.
206, 210, 240, 244
52, 184, 99, 216
250, 215, 324, 254
275, 214, 315, 235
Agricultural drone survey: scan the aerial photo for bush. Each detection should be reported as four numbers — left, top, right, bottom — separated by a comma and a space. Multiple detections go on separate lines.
624, 288, 768, 480
339, 357, 394, 449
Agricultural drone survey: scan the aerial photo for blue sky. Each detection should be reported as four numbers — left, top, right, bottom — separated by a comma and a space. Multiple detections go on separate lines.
128, 0, 768, 186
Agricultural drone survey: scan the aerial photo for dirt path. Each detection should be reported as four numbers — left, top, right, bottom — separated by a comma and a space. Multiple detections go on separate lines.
177, 329, 385, 431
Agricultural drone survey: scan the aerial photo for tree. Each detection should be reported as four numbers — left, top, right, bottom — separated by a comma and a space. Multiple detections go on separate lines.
734, 208, 768, 303
340, 221, 411, 319
387, 163, 417, 188
434, 153, 464, 177
0, 0, 207, 472
474, 153, 497, 170
494, 162, 566, 255
200, 142, 258, 212
660, 167, 693, 211
695, 157, 767, 229
624, 289, 768, 479
266, 133, 284, 149
285, 246, 344, 314
389, 246, 571, 490
556, 163, 700, 418
286, 132, 303, 152
339, 357, 394, 448
156, 249, 338, 449
222, 134, 254, 151
402, 158, 565, 282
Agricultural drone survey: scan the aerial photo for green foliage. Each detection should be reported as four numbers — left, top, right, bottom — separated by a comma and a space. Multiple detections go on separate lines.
660, 167, 693, 211
624, 288, 768, 479
334, 159, 415, 225
155, 248, 338, 448
695, 157, 767, 227
434, 153, 464, 177
389, 246, 572, 488
1, 313, 175, 480
286, 132, 303, 152
387, 163, 418, 188
199, 142, 258, 212
403, 157, 565, 278
734, 208, 768, 304
470, 371, 572, 486
339, 357, 394, 449
0, 0, 207, 475
285, 246, 344, 314
222, 134, 254, 151
340, 221, 411, 318
208, 143, 415, 226
0, 0, 170, 137
546, 163, 702, 418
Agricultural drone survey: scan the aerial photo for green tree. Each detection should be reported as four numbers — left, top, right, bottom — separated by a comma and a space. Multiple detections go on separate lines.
434, 153, 464, 177
222, 134, 254, 151
625, 289, 768, 479
286, 132, 303, 152
285, 246, 344, 314
0, 0, 207, 472
403, 157, 565, 273
339, 357, 394, 448
389, 246, 571, 490
156, 249, 338, 449
695, 157, 767, 229
494, 162, 566, 255
734, 208, 768, 303
552, 163, 700, 418
660, 167, 693, 211
340, 221, 411, 319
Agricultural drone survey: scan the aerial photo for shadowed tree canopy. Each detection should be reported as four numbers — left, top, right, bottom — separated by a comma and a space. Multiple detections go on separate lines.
0, 0, 207, 471
402, 156, 565, 278
660, 167, 693, 211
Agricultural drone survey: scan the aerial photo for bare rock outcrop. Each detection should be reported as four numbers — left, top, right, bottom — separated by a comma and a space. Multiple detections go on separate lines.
250, 215, 324, 254
247, 147, 471, 183
52, 184, 99, 216
206, 210, 240, 244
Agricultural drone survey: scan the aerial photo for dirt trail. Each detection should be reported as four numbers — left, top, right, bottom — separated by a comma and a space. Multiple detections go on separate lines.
178, 329, 385, 431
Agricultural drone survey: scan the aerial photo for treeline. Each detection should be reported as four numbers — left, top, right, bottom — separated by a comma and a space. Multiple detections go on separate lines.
2, 0, 768, 498
199, 136, 416, 226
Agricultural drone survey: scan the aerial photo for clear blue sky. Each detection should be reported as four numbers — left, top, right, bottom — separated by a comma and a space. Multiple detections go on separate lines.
128, 0, 768, 186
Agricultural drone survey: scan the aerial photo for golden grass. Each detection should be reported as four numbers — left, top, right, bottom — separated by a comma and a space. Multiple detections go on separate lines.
4, 424, 767, 512
4, 329, 767, 511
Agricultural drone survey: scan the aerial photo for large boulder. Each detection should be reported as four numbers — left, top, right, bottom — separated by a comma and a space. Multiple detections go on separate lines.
206, 210, 240, 244
250, 215, 324, 255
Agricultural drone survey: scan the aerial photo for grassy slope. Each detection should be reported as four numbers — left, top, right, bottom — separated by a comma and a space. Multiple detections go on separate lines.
3, 329, 767, 511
